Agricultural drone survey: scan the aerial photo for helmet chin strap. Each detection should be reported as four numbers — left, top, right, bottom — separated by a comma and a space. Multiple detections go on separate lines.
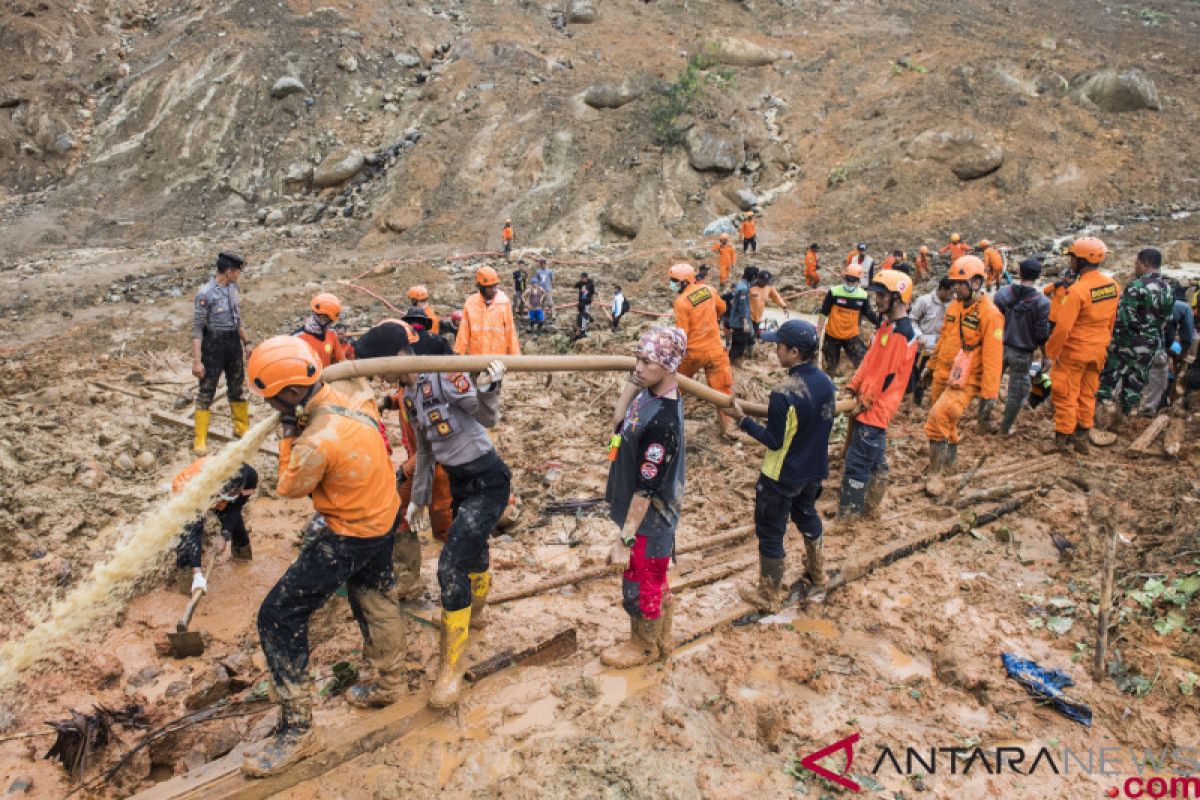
291, 383, 321, 422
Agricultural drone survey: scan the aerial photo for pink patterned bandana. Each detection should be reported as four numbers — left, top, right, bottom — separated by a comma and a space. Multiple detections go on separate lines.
637, 327, 688, 372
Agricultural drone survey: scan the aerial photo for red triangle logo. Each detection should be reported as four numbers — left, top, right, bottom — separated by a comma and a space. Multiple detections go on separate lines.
799, 732, 862, 793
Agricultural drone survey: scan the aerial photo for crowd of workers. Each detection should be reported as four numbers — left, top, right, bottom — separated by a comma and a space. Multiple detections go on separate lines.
175, 218, 1197, 777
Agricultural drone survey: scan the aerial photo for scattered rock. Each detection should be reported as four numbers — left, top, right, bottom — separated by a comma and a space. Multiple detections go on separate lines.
264, 208, 286, 226
6, 776, 32, 794
728, 187, 758, 211
685, 128, 743, 173
702, 216, 739, 237
312, 149, 366, 189
393, 51, 422, 68
111, 452, 136, 477
269, 76, 306, 99
378, 206, 421, 234
1074, 68, 1160, 113
185, 664, 231, 710
337, 54, 359, 73
909, 127, 1004, 180
49, 133, 75, 155
691, 36, 789, 68
74, 459, 106, 490
92, 652, 124, 687
568, 0, 597, 23
134, 451, 156, 471
127, 665, 162, 688
583, 83, 642, 109
282, 162, 313, 193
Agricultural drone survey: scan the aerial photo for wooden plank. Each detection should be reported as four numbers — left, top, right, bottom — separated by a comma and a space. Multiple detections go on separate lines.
150, 410, 278, 458
1128, 414, 1169, 454
465, 627, 577, 682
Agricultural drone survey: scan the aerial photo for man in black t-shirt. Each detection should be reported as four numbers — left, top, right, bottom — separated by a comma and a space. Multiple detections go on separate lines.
574, 271, 596, 338
603, 327, 688, 668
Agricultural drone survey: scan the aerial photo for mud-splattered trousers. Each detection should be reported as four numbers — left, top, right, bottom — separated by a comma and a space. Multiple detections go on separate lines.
439, 451, 511, 612
837, 423, 887, 516
196, 330, 246, 410
176, 498, 251, 569
256, 526, 403, 703
755, 476, 823, 559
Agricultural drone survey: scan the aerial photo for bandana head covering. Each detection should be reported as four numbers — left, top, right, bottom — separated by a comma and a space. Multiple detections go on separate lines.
637, 327, 687, 373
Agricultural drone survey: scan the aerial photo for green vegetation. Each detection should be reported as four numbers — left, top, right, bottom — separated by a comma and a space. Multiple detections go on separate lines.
650, 51, 738, 147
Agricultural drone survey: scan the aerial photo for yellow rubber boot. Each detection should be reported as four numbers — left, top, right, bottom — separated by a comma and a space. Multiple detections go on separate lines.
193, 409, 211, 456
430, 607, 471, 708
468, 571, 491, 630
231, 401, 250, 438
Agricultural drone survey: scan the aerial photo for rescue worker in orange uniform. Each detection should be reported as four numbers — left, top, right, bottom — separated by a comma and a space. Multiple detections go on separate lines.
914, 246, 931, 280
1044, 268, 1076, 331
923, 256, 1004, 495
406, 285, 440, 334
749, 270, 789, 339
712, 232, 737, 287
501, 219, 514, 258
354, 322, 455, 599
805, 243, 821, 288
295, 292, 347, 368
670, 262, 734, 434
241, 336, 404, 777
454, 266, 521, 356
1042, 237, 1120, 453
940, 233, 971, 263
741, 211, 758, 253
980, 240, 1005, 291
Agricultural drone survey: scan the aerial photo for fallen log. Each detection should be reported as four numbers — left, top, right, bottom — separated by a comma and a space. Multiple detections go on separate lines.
488, 524, 756, 605
127, 627, 577, 800
1128, 414, 1169, 455
465, 628, 577, 682
954, 453, 989, 492
954, 480, 1038, 509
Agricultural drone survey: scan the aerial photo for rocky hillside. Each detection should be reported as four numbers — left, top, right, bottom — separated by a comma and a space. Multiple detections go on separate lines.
2, 0, 1198, 259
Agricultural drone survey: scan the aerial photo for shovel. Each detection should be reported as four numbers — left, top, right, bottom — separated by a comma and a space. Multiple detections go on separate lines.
168, 543, 220, 657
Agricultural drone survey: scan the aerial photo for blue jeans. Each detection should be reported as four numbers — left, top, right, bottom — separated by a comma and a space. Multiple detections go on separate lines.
838, 422, 888, 514
529, 308, 545, 323
754, 475, 823, 559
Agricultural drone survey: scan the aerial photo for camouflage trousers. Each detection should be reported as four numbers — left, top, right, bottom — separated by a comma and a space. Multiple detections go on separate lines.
1097, 346, 1157, 413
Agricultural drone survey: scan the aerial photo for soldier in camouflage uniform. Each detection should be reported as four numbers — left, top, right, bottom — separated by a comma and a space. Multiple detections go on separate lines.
1096, 248, 1174, 418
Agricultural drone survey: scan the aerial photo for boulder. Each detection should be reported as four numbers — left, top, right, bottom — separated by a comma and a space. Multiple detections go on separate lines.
1074, 68, 1160, 113
583, 82, 642, 109
601, 199, 641, 239
908, 128, 1004, 180
49, 133, 75, 155
264, 208, 287, 226
282, 162, 313, 193
729, 188, 758, 211
685, 128, 743, 173
703, 216, 739, 238
312, 149, 365, 189
691, 36, 789, 68
269, 76, 306, 99
379, 207, 421, 234
568, 0, 597, 23
393, 51, 422, 68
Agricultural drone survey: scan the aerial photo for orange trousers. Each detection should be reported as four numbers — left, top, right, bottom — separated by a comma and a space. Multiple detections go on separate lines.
924, 383, 978, 443
928, 371, 949, 407
1050, 357, 1103, 435
679, 350, 733, 420
398, 465, 453, 541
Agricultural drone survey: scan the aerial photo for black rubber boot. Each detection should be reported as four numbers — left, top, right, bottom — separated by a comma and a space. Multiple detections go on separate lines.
739, 556, 785, 613
232, 544, 253, 561
242, 700, 320, 778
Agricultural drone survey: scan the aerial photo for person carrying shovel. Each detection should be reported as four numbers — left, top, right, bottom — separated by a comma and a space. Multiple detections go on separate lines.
241, 336, 406, 778
171, 459, 258, 596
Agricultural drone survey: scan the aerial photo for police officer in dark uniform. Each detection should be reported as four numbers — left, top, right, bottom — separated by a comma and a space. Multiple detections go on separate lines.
191, 252, 252, 454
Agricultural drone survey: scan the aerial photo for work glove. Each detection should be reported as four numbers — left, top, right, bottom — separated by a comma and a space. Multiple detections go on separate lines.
191, 572, 208, 594
406, 502, 428, 532
476, 360, 507, 392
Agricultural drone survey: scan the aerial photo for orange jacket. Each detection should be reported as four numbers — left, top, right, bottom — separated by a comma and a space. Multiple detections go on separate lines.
1043, 282, 1070, 325
712, 242, 737, 282
805, 250, 819, 278
741, 219, 756, 239
983, 247, 1004, 281
914, 253, 930, 277
454, 290, 521, 355
1044, 269, 1120, 364
930, 293, 1005, 399
674, 281, 727, 357
849, 317, 920, 429
296, 329, 346, 367
879, 255, 897, 272
502, 225, 514, 242
940, 242, 971, 261
748, 285, 786, 323
417, 301, 441, 334
277, 384, 400, 538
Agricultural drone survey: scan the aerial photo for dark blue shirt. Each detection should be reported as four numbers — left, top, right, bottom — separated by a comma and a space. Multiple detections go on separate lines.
738, 363, 836, 487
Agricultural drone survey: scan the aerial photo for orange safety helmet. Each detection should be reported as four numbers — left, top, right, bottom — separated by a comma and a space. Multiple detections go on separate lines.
919, 245, 929, 254
844, 263, 864, 280
1068, 236, 1107, 265
310, 292, 342, 321
475, 266, 501, 286
867, 269, 913, 304
978, 239, 991, 249
407, 284, 430, 302
949, 255, 987, 282
950, 233, 961, 243
719, 232, 730, 241
669, 263, 696, 283
247, 335, 322, 397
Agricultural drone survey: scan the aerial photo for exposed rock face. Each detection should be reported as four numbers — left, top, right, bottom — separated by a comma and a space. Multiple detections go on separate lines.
909, 128, 1005, 180
685, 128, 743, 173
312, 149, 365, 189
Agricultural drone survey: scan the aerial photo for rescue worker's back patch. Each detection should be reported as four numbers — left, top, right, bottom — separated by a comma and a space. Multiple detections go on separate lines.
1090, 284, 1118, 303
687, 287, 713, 306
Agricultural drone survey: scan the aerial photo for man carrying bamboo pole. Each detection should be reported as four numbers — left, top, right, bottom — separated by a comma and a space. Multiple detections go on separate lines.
602, 327, 688, 667
727, 320, 835, 611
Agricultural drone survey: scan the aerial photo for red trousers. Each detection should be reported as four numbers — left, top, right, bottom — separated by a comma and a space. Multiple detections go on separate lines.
621, 535, 671, 620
